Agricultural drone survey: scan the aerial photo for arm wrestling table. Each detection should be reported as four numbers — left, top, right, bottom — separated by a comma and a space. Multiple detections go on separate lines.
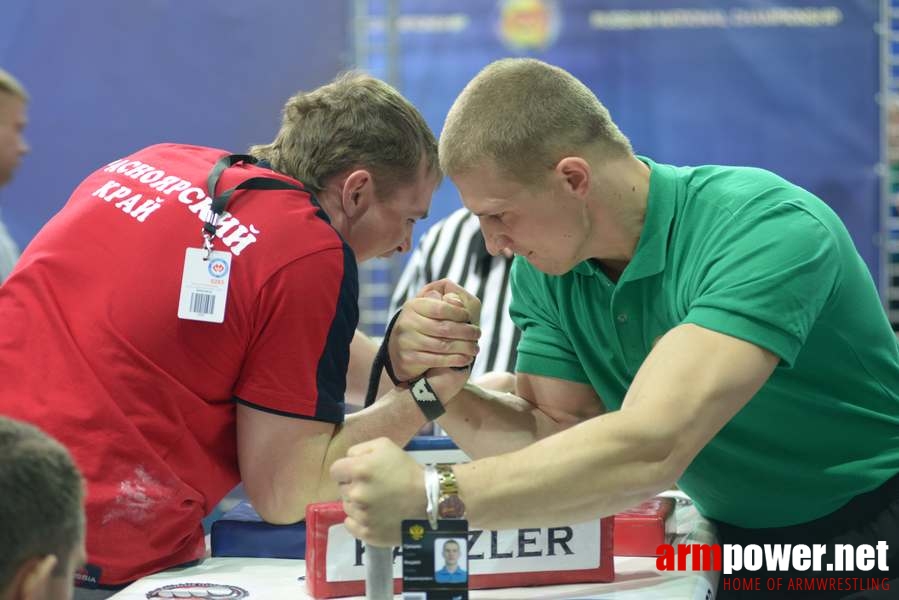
108, 437, 719, 599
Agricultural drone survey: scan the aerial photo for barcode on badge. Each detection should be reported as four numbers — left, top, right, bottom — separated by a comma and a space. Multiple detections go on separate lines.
190, 292, 216, 315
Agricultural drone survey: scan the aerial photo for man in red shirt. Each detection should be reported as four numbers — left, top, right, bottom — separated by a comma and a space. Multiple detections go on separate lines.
0, 72, 478, 597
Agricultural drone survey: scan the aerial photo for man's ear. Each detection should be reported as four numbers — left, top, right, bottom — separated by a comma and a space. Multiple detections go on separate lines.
554, 156, 590, 197
13, 555, 58, 600
341, 169, 374, 221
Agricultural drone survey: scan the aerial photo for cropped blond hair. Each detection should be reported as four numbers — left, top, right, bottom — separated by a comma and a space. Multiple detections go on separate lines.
440, 58, 631, 183
250, 71, 438, 195
0, 69, 28, 102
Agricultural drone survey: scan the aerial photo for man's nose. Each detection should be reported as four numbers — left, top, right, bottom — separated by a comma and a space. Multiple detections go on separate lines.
483, 232, 511, 257
479, 220, 509, 256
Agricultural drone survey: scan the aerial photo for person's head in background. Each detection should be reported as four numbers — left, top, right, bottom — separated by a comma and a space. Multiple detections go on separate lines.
250, 71, 440, 262
0, 418, 84, 600
0, 69, 30, 188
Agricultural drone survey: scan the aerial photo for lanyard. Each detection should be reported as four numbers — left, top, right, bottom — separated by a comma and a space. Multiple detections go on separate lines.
200, 153, 307, 259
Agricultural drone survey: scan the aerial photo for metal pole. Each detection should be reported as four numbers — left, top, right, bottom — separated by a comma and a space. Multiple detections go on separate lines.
365, 545, 394, 599
353, 4, 401, 594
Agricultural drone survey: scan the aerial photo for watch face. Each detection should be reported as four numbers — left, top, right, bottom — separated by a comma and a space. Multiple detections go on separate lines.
439, 494, 466, 519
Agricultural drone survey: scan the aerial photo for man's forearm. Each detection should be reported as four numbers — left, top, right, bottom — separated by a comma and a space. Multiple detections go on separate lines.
313, 386, 429, 502
305, 380, 540, 511
345, 329, 394, 407
246, 385, 429, 525
453, 408, 678, 531
436, 383, 567, 459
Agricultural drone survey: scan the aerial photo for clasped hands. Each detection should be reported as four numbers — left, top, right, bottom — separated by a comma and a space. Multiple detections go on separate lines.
331, 279, 480, 546
387, 278, 481, 402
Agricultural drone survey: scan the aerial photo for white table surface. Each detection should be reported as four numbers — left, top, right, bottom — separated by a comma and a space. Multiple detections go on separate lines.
111, 494, 718, 600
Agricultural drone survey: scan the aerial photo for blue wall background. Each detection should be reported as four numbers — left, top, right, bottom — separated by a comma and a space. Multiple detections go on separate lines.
1, 0, 883, 281
364, 0, 881, 277
0, 1, 350, 247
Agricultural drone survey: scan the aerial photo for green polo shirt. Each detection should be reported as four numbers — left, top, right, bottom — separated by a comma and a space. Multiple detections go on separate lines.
510, 157, 899, 528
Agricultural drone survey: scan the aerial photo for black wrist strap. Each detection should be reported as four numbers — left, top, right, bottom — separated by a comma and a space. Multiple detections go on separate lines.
409, 376, 446, 421
364, 310, 404, 408
363, 310, 446, 421
382, 330, 403, 387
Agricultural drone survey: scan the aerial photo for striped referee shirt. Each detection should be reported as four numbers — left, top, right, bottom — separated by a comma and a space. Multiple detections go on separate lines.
390, 208, 519, 377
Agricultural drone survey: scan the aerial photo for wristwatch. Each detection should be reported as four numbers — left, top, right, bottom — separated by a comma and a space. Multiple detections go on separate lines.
436, 464, 466, 518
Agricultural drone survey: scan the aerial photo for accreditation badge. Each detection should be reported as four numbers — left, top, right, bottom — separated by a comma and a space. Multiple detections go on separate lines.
402, 519, 469, 599
177, 248, 231, 323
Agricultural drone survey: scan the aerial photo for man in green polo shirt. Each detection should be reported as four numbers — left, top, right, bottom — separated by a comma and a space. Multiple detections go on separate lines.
332, 58, 899, 597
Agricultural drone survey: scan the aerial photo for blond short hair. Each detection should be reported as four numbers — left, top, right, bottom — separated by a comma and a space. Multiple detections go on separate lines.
439, 58, 631, 183
250, 71, 438, 194
0, 69, 28, 102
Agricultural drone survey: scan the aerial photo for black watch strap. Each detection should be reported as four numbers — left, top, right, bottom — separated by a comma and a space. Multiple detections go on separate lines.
409, 376, 446, 421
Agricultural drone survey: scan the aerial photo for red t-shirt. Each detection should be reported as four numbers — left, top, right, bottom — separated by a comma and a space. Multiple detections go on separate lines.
0, 144, 357, 584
